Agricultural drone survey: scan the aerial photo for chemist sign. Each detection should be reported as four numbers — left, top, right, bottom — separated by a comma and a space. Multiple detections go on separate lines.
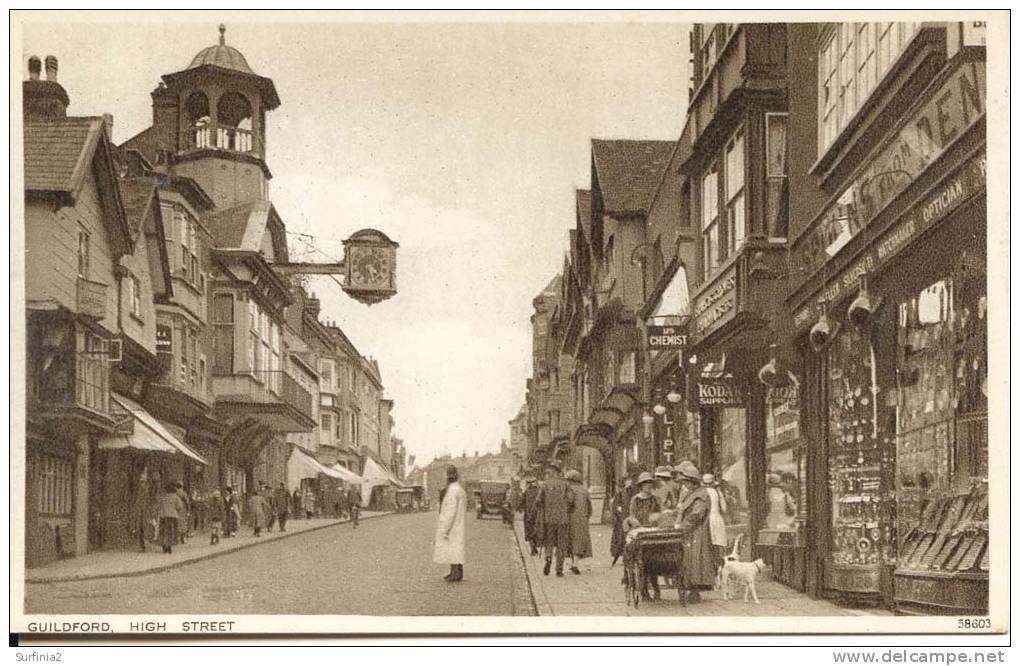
647, 325, 688, 350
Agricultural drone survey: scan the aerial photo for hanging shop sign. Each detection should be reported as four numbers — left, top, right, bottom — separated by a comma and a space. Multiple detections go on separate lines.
767, 384, 800, 406
792, 60, 986, 281
793, 149, 986, 332
697, 377, 745, 407
691, 266, 737, 340
647, 325, 688, 350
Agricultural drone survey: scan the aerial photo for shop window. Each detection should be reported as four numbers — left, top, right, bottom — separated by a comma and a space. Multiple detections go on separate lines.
827, 323, 896, 571
817, 22, 921, 154
37, 454, 74, 516
715, 407, 748, 537
894, 252, 987, 576
762, 387, 803, 537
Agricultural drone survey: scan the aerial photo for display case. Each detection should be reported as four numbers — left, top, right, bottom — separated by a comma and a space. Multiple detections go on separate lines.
826, 325, 897, 602
893, 250, 988, 615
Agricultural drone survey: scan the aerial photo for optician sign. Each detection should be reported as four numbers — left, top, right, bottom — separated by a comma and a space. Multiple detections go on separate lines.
794, 150, 985, 331
647, 325, 688, 350
792, 60, 986, 281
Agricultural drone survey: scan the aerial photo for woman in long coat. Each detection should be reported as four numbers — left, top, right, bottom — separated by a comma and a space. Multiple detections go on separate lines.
433, 465, 467, 582
673, 462, 717, 600
566, 470, 592, 573
248, 489, 267, 536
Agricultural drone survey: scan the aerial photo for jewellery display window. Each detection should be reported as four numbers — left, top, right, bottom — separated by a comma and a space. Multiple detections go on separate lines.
827, 323, 897, 572
759, 387, 805, 546
894, 246, 988, 580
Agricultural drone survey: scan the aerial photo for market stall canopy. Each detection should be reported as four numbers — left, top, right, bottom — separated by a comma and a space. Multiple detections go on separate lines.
287, 447, 331, 492
100, 394, 208, 465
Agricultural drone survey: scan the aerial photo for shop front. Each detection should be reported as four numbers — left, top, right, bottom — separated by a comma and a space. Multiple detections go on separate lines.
687, 243, 806, 587
788, 53, 986, 610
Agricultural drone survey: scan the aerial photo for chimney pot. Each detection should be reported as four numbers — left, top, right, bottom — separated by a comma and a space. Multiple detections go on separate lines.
28, 56, 41, 80
44, 55, 57, 82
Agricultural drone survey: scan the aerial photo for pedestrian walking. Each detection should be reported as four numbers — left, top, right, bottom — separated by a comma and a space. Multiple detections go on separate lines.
302, 487, 315, 519
347, 485, 361, 528
249, 486, 268, 536
520, 475, 541, 556
672, 461, 715, 603
536, 459, 575, 577
565, 470, 592, 574
433, 465, 466, 582
338, 487, 349, 520
157, 482, 184, 554
263, 484, 276, 533
292, 488, 302, 518
223, 486, 239, 538
274, 482, 290, 532
207, 489, 225, 545
175, 482, 190, 544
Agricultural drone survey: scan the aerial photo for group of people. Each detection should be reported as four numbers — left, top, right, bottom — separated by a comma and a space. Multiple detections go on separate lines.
609, 461, 731, 602
150, 481, 364, 555
519, 459, 593, 578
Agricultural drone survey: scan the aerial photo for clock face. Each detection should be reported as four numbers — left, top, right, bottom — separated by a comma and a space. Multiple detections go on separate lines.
351, 247, 390, 289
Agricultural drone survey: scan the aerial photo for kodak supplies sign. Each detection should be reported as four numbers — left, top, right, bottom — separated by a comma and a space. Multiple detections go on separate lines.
697, 378, 745, 407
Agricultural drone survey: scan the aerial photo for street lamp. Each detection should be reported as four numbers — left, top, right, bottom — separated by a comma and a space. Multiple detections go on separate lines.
652, 403, 667, 416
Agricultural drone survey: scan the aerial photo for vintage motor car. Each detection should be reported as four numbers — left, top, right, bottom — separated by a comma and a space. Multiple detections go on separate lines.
475, 480, 510, 520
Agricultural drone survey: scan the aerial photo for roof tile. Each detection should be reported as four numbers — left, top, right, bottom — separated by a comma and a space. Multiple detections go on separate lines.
591, 139, 676, 215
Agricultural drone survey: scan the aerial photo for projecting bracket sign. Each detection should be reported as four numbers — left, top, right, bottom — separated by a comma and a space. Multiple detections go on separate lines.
647, 325, 688, 350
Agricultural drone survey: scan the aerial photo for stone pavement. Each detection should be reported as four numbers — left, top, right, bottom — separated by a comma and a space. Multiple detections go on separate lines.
512, 518, 887, 617
26, 512, 388, 584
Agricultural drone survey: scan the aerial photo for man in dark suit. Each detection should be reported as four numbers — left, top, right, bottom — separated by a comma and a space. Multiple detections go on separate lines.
519, 476, 541, 555
535, 460, 575, 577
273, 482, 290, 532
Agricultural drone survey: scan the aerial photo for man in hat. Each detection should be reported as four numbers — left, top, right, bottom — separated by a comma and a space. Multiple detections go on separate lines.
673, 461, 715, 602
535, 459, 575, 577
651, 465, 677, 511
519, 475, 542, 555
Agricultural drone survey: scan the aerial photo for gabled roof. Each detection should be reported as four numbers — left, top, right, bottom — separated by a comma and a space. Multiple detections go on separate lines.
591, 139, 676, 216
575, 188, 592, 241
25, 116, 132, 256
202, 199, 289, 262
24, 117, 102, 194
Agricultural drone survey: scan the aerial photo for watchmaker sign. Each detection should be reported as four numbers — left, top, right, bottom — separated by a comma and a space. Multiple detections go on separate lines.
697, 377, 745, 407
647, 325, 687, 350
691, 266, 737, 340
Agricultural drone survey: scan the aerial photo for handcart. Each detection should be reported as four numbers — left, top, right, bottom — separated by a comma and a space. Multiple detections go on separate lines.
623, 527, 688, 608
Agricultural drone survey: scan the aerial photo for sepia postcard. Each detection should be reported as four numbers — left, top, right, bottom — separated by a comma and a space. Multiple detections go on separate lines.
8, 9, 1010, 640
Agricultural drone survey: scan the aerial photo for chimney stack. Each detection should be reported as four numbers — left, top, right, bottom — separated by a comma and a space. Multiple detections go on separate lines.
44, 55, 58, 82
24, 55, 68, 120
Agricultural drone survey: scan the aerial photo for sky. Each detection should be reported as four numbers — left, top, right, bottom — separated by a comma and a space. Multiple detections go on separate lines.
20, 13, 689, 467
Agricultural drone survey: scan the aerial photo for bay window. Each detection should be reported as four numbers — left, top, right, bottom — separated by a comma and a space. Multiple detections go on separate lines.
724, 130, 746, 256
701, 165, 720, 279
818, 22, 922, 154
765, 113, 789, 236
212, 293, 234, 375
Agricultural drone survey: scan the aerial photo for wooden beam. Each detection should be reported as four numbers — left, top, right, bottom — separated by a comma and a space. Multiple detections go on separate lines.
272, 261, 346, 275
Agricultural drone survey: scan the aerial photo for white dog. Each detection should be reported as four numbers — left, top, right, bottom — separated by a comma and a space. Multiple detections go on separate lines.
718, 534, 767, 604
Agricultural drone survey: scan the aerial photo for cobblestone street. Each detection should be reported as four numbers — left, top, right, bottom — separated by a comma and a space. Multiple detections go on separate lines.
26, 512, 525, 616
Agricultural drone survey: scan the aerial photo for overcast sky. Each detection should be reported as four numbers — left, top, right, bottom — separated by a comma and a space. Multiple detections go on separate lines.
21, 13, 689, 467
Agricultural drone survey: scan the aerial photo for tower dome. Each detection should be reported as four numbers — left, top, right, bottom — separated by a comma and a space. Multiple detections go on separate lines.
188, 24, 255, 75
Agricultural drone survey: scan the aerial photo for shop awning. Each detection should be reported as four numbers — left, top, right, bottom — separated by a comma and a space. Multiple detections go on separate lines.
100, 394, 208, 465
330, 463, 366, 486
360, 457, 406, 507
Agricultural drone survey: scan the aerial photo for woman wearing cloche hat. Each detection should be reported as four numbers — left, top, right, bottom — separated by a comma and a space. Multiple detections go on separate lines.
672, 461, 716, 602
